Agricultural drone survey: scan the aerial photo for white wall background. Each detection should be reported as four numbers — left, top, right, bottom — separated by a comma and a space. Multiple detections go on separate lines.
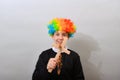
0, 0, 120, 80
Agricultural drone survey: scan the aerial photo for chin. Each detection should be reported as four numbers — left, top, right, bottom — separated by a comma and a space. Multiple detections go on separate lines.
56, 42, 62, 45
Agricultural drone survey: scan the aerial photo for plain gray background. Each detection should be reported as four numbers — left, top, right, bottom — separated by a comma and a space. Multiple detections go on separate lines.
0, 0, 120, 80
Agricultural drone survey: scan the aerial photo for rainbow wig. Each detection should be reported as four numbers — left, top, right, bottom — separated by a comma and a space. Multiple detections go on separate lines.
47, 18, 76, 37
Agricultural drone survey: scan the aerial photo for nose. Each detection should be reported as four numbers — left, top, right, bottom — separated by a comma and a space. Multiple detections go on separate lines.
59, 35, 63, 40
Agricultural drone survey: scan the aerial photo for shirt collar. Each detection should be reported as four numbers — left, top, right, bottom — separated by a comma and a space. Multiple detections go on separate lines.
52, 47, 68, 53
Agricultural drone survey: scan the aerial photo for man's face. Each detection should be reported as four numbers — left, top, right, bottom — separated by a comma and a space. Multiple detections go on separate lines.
52, 31, 69, 45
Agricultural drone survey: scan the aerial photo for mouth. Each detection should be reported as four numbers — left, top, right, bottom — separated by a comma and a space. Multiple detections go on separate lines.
56, 40, 63, 44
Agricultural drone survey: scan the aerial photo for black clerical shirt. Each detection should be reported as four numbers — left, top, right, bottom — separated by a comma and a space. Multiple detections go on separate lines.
32, 48, 85, 80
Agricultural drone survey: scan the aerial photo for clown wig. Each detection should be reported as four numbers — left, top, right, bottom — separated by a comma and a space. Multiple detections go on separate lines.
47, 18, 76, 37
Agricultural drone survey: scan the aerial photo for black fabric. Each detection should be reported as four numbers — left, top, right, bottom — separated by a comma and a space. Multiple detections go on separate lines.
32, 48, 85, 80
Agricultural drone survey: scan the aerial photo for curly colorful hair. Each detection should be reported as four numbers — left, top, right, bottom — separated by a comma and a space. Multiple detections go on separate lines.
47, 18, 76, 37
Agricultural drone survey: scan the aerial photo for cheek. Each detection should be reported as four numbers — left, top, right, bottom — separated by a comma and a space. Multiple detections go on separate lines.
52, 36, 57, 41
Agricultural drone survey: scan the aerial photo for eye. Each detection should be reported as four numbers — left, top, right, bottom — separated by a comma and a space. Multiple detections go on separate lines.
55, 33, 60, 36
62, 33, 68, 37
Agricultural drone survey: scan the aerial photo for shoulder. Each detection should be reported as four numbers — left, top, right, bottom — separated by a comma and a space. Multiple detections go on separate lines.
42, 48, 53, 53
68, 49, 79, 56
68, 49, 80, 59
39, 48, 53, 56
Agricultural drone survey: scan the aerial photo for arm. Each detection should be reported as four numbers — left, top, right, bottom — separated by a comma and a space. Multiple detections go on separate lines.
73, 54, 85, 80
32, 52, 50, 80
47, 51, 61, 73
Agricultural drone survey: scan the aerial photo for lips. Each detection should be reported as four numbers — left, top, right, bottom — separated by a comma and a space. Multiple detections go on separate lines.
56, 40, 63, 44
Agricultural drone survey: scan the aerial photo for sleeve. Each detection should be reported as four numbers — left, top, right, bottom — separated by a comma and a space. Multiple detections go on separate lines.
32, 52, 50, 80
73, 54, 85, 80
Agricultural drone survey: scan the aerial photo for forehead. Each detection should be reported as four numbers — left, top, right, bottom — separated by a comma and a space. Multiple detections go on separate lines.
54, 31, 68, 34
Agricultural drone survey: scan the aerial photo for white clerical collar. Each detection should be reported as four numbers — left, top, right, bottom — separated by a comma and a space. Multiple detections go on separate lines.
52, 47, 68, 53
